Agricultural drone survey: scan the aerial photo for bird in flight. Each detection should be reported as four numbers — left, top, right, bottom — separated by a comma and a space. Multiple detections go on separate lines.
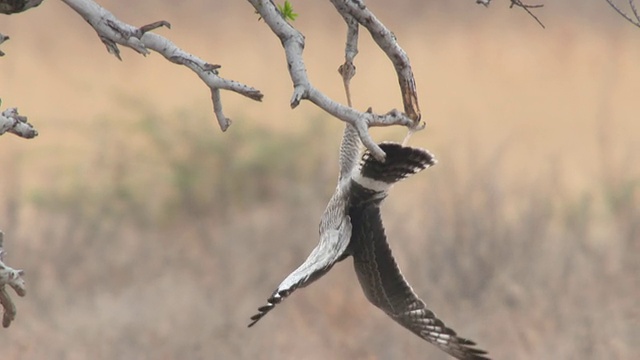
249, 125, 489, 360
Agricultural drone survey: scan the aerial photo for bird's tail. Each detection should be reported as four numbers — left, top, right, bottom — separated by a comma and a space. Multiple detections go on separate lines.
351, 142, 436, 192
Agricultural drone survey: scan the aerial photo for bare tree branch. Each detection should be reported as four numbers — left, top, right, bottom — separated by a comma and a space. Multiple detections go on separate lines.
0, 231, 26, 328
605, 0, 640, 27
330, 0, 423, 124
248, 0, 420, 161
0, 32, 8, 56
336, 11, 358, 109
0, 107, 38, 138
633, 0, 640, 20
60, 0, 263, 131
476, 0, 545, 29
0, 0, 43, 14
510, 1, 545, 29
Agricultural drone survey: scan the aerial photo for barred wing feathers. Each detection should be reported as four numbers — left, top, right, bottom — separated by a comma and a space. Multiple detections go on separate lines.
348, 143, 490, 360
248, 217, 352, 327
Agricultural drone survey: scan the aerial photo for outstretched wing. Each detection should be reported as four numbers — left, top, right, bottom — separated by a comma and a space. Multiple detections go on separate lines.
248, 216, 352, 327
249, 123, 363, 327
349, 204, 490, 360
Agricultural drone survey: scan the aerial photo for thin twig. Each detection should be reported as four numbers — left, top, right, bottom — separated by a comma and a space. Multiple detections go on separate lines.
0, 33, 8, 56
510, 0, 546, 29
0, 231, 26, 329
605, 0, 640, 27
337, 11, 359, 108
631, 0, 640, 22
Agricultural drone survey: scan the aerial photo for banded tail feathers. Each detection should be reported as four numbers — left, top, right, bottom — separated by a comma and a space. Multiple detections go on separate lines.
351, 142, 436, 193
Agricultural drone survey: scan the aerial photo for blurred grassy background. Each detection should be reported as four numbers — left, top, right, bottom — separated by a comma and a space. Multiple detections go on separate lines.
0, 1, 638, 359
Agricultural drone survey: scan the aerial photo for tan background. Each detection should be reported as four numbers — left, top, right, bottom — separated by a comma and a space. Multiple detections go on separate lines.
0, 1, 638, 359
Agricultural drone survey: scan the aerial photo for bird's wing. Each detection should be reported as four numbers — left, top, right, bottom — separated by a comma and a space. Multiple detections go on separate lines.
248, 216, 352, 327
349, 204, 490, 360
249, 122, 362, 327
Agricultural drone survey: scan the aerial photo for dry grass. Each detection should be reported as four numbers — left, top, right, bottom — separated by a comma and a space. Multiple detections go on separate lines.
1, 1, 639, 359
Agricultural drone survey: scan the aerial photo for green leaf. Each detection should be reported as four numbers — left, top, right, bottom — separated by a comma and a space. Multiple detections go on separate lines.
277, 0, 298, 21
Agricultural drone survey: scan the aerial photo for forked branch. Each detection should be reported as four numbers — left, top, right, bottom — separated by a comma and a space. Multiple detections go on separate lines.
330, 0, 423, 124
0, 231, 26, 328
476, 0, 545, 28
60, 0, 264, 131
0, 32, 9, 56
605, 0, 640, 27
248, 0, 421, 161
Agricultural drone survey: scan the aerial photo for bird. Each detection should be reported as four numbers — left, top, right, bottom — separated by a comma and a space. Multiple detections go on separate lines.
249, 126, 489, 360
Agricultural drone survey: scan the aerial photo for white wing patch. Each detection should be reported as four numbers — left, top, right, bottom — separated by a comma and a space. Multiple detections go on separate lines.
351, 169, 392, 192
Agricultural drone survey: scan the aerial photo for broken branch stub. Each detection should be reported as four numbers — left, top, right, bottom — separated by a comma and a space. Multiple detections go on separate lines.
0, 231, 26, 328
0, 108, 38, 139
